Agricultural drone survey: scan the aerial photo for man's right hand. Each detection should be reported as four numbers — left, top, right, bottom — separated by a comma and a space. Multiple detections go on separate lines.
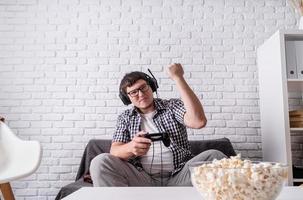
128, 131, 151, 156
167, 63, 184, 81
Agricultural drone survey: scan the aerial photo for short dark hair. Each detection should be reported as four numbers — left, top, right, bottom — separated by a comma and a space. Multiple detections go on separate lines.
119, 71, 149, 95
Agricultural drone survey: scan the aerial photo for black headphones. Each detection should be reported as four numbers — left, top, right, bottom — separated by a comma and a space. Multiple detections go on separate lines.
119, 69, 159, 105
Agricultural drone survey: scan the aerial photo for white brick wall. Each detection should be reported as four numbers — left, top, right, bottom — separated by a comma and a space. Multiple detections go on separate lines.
0, 0, 299, 199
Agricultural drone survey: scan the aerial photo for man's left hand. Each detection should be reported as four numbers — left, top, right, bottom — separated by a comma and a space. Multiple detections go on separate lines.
167, 63, 184, 81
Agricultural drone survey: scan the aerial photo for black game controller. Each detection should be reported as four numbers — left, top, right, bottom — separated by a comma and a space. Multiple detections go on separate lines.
144, 132, 171, 147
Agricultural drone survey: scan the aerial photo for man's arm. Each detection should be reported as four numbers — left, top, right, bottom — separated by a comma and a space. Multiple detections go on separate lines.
110, 131, 151, 160
167, 63, 207, 129
110, 142, 134, 160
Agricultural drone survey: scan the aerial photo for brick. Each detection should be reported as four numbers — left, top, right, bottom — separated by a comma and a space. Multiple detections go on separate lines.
234, 143, 259, 150
30, 121, 52, 128
74, 93, 95, 99
227, 121, 247, 128
233, 114, 252, 121
43, 100, 63, 106
42, 114, 62, 120
64, 99, 84, 106
53, 121, 74, 128
32, 107, 52, 113
242, 106, 260, 114
53, 106, 73, 113
237, 99, 258, 106
14, 189, 37, 196
206, 120, 226, 127
212, 113, 232, 120
37, 174, 59, 181
248, 121, 260, 128
62, 143, 85, 150
9, 121, 30, 128
215, 100, 236, 106
75, 121, 95, 128
38, 188, 60, 196
52, 136, 72, 143
246, 136, 261, 143
52, 151, 73, 158
53, 93, 74, 99
236, 128, 258, 135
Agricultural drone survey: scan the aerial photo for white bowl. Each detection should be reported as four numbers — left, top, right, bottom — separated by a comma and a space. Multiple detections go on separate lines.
190, 160, 288, 200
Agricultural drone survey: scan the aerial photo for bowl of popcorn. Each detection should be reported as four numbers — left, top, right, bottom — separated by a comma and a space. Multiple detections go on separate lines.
190, 155, 288, 200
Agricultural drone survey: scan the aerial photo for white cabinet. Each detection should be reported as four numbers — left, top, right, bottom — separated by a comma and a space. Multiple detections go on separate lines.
258, 29, 303, 185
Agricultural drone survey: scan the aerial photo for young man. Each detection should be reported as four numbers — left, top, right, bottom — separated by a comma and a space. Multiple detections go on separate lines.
90, 63, 226, 186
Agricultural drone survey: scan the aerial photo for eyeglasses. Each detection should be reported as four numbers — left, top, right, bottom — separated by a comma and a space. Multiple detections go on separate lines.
127, 84, 150, 97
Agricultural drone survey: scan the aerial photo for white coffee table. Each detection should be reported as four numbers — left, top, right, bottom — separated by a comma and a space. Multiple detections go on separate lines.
62, 186, 303, 200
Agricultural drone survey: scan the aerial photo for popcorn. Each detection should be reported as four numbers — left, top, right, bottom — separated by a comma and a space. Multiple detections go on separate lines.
191, 155, 288, 200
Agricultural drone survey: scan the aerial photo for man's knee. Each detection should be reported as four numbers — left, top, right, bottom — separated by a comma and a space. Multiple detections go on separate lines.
192, 149, 227, 163
203, 149, 227, 160
90, 153, 117, 173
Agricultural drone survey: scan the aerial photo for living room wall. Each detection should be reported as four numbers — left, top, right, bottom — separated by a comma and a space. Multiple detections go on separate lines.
0, 0, 300, 199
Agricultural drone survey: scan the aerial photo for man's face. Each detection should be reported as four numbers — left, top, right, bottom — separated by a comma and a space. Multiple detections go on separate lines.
126, 79, 154, 111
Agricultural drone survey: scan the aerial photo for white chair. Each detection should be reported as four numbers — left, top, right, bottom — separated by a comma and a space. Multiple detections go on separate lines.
0, 121, 42, 200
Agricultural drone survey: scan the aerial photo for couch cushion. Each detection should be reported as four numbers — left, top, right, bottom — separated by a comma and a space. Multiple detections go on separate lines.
190, 137, 236, 157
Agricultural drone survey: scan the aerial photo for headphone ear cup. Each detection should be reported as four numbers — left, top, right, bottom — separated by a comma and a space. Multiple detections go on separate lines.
148, 78, 158, 92
119, 93, 131, 105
